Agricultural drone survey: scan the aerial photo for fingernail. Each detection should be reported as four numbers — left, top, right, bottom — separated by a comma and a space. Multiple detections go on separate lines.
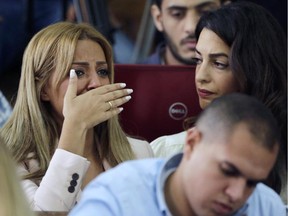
120, 83, 126, 88
119, 107, 124, 112
125, 96, 132, 100
70, 69, 76, 78
127, 89, 133, 94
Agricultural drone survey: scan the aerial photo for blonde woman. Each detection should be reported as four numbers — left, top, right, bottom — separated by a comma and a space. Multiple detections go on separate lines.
1, 22, 154, 211
0, 141, 34, 216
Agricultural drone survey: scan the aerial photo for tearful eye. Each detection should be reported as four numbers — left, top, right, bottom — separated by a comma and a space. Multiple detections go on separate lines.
75, 70, 85, 77
97, 69, 109, 77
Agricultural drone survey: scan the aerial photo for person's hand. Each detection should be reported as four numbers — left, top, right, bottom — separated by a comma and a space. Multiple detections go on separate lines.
58, 69, 132, 155
63, 69, 132, 130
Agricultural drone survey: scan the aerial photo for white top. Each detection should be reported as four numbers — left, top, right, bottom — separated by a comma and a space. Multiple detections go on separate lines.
150, 131, 186, 158
18, 137, 154, 211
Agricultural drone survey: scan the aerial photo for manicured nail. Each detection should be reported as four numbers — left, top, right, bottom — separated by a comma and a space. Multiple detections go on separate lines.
127, 89, 133, 94
70, 69, 76, 78
125, 96, 132, 101
120, 83, 126, 88
119, 107, 124, 112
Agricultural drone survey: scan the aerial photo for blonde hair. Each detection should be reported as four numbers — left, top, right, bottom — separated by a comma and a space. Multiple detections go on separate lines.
0, 141, 34, 216
1, 22, 135, 180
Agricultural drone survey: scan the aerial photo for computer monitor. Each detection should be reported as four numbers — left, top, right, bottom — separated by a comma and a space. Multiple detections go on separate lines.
114, 64, 202, 142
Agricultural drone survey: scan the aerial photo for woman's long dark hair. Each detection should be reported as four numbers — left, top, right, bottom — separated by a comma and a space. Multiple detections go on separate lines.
193, 1, 287, 194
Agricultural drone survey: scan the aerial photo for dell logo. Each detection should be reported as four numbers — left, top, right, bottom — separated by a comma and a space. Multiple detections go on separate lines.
169, 102, 188, 120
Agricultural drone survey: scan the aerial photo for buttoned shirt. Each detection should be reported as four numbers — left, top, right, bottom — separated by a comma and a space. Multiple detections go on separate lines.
69, 153, 286, 216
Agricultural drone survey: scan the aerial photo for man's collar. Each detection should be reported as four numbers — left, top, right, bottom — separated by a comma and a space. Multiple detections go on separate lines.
156, 153, 183, 215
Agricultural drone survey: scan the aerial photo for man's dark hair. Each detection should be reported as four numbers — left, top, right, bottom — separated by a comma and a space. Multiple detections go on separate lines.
196, 93, 280, 151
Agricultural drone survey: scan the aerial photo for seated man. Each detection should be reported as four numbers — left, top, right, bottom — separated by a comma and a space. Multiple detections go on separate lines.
69, 93, 285, 216
140, 0, 231, 65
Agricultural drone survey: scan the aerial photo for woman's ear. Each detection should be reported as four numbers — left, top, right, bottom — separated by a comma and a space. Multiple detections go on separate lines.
151, 4, 164, 32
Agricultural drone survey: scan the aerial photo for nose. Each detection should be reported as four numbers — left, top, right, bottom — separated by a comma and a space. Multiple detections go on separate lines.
195, 62, 211, 85
87, 72, 101, 90
225, 178, 246, 203
184, 11, 200, 35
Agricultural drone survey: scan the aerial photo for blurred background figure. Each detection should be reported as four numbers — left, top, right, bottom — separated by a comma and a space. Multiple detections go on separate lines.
0, 0, 75, 101
0, 139, 35, 216
0, 90, 12, 127
140, 0, 230, 65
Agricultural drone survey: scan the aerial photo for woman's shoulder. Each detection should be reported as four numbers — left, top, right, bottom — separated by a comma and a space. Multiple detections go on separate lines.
150, 131, 186, 147
127, 137, 154, 159
150, 131, 187, 158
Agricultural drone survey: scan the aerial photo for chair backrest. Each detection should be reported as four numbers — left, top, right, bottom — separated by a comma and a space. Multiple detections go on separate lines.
114, 64, 202, 142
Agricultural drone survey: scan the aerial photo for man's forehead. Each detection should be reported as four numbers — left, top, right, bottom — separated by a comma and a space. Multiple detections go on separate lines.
209, 124, 277, 180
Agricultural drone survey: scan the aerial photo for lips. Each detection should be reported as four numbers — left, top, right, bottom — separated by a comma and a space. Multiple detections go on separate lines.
197, 88, 214, 98
181, 38, 197, 49
212, 201, 234, 215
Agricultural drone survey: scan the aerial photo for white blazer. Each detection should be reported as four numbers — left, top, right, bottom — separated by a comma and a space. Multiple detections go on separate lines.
18, 137, 154, 211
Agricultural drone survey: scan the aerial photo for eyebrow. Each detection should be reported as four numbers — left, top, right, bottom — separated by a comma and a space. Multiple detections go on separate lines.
223, 161, 266, 184
167, 2, 218, 11
195, 49, 229, 59
167, 5, 187, 12
72, 61, 108, 66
